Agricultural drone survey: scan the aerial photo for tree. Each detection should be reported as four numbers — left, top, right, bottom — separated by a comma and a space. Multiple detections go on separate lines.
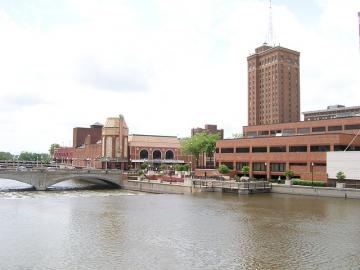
241, 165, 250, 177
232, 133, 244, 139
218, 164, 230, 174
18, 152, 50, 162
285, 170, 294, 180
336, 171, 346, 182
0, 152, 13, 160
49, 143, 61, 156
181, 132, 219, 167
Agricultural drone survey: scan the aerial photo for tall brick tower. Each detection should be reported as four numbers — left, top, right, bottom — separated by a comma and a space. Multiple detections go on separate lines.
247, 44, 300, 126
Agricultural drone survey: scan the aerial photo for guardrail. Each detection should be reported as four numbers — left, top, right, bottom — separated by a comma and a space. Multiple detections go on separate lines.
193, 179, 271, 190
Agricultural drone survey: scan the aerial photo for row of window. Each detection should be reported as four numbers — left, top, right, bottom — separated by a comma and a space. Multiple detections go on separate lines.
223, 162, 326, 172
247, 124, 360, 137
217, 145, 360, 153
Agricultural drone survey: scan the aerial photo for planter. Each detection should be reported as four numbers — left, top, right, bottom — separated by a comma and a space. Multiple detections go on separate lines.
336, 182, 346, 189
285, 179, 292, 186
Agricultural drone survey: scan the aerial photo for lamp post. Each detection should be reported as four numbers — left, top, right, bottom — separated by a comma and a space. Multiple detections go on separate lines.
311, 162, 314, 187
264, 162, 268, 181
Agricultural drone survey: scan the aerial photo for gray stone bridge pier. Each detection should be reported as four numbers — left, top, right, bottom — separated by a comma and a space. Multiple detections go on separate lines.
0, 169, 123, 191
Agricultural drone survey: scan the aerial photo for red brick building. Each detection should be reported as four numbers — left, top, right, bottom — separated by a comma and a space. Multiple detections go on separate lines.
248, 44, 300, 126
215, 117, 360, 181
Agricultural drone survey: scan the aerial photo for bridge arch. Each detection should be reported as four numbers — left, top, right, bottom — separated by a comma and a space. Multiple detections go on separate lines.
46, 175, 121, 189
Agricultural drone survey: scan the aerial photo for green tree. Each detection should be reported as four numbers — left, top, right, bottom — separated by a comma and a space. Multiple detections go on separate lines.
181, 132, 219, 167
140, 162, 149, 170
218, 164, 230, 174
241, 165, 250, 177
0, 151, 13, 160
49, 143, 61, 156
285, 170, 294, 180
18, 152, 50, 162
336, 171, 346, 182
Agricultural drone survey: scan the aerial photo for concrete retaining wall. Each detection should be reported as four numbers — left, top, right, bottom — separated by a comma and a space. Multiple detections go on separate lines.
272, 184, 360, 199
121, 179, 192, 194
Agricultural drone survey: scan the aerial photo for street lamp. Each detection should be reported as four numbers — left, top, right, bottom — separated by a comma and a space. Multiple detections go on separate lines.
264, 162, 268, 181
311, 162, 314, 187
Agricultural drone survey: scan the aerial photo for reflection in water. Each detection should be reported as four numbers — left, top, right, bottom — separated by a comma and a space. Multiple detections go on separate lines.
0, 190, 360, 269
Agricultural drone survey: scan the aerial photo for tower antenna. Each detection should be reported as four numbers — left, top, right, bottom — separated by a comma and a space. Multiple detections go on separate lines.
267, 0, 274, 46
358, 12, 360, 52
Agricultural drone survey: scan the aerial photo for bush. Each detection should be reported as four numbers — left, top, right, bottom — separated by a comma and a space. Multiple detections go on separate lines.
218, 164, 230, 174
175, 164, 185, 171
292, 179, 325, 187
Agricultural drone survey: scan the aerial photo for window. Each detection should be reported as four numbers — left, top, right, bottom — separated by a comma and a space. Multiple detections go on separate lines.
153, 150, 162, 159
221, 148, 234, 153
328, 125, 342, 131
259, 130, 269, 136
253, 162, 266, 171
310, 145, 330, 152
283, 129, 295, 135
236, 162, 249, 170
312, 127, 326, 132
270, 146, 287, 152
165, 150, 174, 160
314, 163, 326, 166
297, 127, 310, 134
270, 163, 285, 172
270, 130, 281, 135
252, 147, 267, 153
222, 162, 234, 170
236, 147, 250, 153
139, 149, 149, 159
246, 131, 257, 137
344, 124, 360, 130
290, 163, 307, 166
289, 145, 307, 152
334, 145, 360, 151
215, 148, 219, 153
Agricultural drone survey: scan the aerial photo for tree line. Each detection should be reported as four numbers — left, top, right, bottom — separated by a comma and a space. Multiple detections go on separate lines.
0, 143, 61, 162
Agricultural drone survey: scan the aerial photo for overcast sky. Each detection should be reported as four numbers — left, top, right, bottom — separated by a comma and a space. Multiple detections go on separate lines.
0, 0, 359, 154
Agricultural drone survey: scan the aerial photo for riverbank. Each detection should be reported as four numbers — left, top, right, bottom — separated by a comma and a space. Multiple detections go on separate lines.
121, 179, 360, 200
271, 183, 360, 199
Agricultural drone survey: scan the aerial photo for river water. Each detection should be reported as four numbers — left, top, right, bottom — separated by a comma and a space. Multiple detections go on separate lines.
0, 179, 360, 270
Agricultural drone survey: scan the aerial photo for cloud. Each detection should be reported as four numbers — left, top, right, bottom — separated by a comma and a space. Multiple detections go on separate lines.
76, 58, 149, 92
0, 0, 359, 153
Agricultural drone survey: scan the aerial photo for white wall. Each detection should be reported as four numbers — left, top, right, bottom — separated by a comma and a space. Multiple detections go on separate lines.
327, 152, 360, 180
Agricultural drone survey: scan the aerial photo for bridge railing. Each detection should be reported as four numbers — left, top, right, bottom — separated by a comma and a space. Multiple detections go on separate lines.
192, 179, 271, 190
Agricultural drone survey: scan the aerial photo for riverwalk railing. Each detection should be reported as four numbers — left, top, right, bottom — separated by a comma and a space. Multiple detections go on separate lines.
193, 179, 271, 191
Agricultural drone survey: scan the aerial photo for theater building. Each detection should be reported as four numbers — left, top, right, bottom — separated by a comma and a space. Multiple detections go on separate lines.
215, 117, 360, 182
54, 115, 191, 170
128, 135, 188, 169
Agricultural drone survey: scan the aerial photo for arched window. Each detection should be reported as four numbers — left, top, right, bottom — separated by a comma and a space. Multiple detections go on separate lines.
153, 150, 161, 159
140, 149, 148, 159
165, 150, 174, 160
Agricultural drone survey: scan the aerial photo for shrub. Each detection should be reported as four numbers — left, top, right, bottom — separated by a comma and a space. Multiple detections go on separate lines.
218, 164, 230, 174
175, 164, 185, 171
241, 166, 250, 176
140, 163, 149, 170
292, 179, 325, 187
336, 171, 346, 182
285, 170, 294, 180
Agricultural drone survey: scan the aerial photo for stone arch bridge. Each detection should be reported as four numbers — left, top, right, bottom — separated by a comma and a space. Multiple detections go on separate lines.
0, 169, 123, 191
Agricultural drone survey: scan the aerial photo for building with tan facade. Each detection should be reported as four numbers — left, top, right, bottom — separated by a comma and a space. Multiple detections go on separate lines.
54, 115, 190, 170
248, 44, 300, 126
128, 134, 191, 170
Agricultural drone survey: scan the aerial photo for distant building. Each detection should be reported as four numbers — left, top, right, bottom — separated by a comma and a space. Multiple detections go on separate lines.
191, 124, 224, 139
54, 115, 191, 170
247, 44, 300, 126
303, 105, 360, 121
128, 134, 190, 170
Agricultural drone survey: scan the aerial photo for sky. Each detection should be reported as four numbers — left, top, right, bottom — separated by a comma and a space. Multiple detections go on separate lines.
0, 0, 359, 154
